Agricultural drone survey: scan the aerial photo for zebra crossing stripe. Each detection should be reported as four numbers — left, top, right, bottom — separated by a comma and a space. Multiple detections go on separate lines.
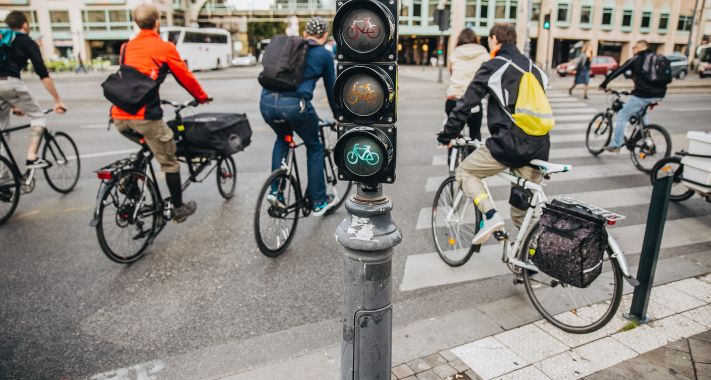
555, 114, 599, 122
553, 108, 597, 115
432, 147, 614, 167
550, 102, 592, 109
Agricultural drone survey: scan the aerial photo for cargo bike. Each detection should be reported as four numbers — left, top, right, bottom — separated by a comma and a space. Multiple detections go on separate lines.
651, 132, 711, 202
90, 100, 252, 263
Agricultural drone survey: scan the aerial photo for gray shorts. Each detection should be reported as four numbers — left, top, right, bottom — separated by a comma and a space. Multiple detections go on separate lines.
0, 77, 46, 138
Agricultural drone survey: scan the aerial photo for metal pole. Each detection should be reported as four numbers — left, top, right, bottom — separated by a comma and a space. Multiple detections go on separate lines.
626, 175, 673, 323
524, 0, 533, 57
437, 32, 444, 83
686, 0, 701, 58
337, 184, 402, 380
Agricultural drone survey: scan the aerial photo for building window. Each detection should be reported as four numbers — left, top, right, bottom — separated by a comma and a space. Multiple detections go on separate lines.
556, 3, 569, 23
495, 0, 506, 19
20, 11, 40, 33
49, 10, 71, 32
621, 9, 633, 30
173, 0, 182, 9
479, 0, 489, 27
509, 0, 517, 19
83, 10, 132, 31
412, 0, 421, 26
531, 1, 540, 22
658, 13, 669, 31
601, 7, 613, 28
466, 0, 476, 18
580, 5, 592, 26
677, 15, 692, 32
640, 11, 651, 31
400, 0, 410, 25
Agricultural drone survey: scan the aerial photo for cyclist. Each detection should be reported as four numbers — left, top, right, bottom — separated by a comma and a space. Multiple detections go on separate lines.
599, 40, 666, 153
437, 23, 549, 244
0, 11, 66, 172
259, 17, 338, 216
111, 5, 210, 223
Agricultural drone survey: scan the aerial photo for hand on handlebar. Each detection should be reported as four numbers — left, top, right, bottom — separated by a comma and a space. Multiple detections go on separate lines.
54, 102, 67, 114
11, 107, 25, 116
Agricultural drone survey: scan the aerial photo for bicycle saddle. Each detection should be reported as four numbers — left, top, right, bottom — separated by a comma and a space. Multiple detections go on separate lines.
529, 159, 572, 174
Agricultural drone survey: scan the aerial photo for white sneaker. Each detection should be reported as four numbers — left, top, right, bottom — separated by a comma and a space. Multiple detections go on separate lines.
472, 212, 505, 245
26, 158, 50, 170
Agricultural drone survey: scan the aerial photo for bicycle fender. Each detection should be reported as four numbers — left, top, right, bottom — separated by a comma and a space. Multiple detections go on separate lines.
89, 180, 111, 228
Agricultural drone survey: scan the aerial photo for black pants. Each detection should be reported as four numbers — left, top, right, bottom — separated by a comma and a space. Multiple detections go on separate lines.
445, 98, 482, 141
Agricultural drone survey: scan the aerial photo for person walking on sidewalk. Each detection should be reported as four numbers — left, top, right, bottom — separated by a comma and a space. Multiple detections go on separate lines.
599, 40, 667, 153
111, 5, 211, 223
568, 41, 592, 99
445, 28, 488, 141
0, 11, 66, 172
437, 23, 550, 244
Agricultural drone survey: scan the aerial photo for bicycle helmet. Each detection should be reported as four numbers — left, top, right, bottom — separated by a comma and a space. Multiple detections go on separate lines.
305, 17, 328, 36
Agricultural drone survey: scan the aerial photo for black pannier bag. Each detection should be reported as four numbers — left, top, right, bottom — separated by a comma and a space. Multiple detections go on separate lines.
169, 113, 252, 155
533, 199, 608, 288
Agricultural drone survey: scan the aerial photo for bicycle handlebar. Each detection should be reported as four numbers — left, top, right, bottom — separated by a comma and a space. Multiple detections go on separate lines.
161, 99, 200, 109
319, 119, 337, 132
451, 137, 483, 148
606, 89, 631, 97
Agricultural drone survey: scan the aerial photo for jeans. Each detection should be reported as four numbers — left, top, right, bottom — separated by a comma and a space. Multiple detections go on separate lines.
260, 92, 326, 204
611, 95, 662, 148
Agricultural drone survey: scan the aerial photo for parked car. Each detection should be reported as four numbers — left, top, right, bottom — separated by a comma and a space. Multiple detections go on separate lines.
232, 54, 257, 67
666, 53, 689, 79
556, 56, 619, 77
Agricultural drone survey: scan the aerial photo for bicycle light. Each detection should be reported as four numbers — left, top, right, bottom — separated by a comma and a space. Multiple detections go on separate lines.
96, 171, 113, 180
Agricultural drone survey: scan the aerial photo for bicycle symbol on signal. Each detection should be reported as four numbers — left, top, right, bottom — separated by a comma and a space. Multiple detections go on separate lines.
347, 81, 379, 106
347, 16, 382, 39
347, 143, 380, 166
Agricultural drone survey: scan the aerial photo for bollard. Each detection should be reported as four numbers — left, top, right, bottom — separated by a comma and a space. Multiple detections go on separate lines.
626, 174, 673, 323
336, 184, 402, 380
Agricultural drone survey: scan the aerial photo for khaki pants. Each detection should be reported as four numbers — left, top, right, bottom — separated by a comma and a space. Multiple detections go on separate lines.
455, 145, 542, 227
115, 119, 180, 173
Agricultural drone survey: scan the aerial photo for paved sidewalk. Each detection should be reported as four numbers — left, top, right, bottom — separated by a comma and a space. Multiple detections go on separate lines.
390, 274, 711, 380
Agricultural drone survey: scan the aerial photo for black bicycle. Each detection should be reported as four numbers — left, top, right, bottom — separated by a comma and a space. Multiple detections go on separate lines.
0, 110, 79, 225
585, 89, 671, 173
254, 120, 353, 257
90, 100, 238, 263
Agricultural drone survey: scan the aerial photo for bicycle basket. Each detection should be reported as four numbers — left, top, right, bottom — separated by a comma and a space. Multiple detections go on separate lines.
532, 199, 608, 288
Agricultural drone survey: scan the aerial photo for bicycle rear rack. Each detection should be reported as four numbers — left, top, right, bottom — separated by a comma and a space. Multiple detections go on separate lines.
555, 196, 626, 223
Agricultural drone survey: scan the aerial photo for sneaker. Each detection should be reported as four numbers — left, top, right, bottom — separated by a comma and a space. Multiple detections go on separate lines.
266, 191, 286, 208
605, 146, 622, 153
312, 194, 338, 216
25, 158, 50, 170
472, 212, 505, 245
0, 187, 12, 202
173, 201, 197, 223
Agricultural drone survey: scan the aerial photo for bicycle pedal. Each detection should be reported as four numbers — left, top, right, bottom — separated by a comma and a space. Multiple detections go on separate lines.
493, 230, 508, 241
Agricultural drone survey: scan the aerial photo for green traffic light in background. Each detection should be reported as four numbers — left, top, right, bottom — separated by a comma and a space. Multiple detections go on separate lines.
543, 12, 551, 30
437, 49, 443, 55
543, 21, 550, 29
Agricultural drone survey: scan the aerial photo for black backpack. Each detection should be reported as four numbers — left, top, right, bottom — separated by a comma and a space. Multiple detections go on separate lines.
641, 53, 672, 85
258, 35, 309, 92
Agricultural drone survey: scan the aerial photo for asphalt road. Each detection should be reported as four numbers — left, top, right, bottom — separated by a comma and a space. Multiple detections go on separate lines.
1, 66, 711, 379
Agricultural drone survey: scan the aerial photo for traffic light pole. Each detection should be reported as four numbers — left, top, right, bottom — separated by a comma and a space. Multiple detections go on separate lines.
437, 31, 444, 83
336, 183, 402, 379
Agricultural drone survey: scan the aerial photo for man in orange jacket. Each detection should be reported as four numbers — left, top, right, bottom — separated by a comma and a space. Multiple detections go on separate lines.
112, 5, 210, 223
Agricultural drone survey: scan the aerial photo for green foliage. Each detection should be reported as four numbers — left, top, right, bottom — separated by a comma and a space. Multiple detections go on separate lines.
247, 21, 284, 53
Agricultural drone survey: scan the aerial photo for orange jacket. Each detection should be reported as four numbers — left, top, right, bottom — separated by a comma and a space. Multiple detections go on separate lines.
111, 29, 209, 120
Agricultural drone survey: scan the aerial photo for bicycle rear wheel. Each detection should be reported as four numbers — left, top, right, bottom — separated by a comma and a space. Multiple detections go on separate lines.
431, 176, 481, 267
651, 157, 695, 202
585, 112, 612, 155
630, 124, 671, 173
0, 156, 20, 226
254, 169, 300, 257
520, 223, 623, 334
43, 131, 80, 193
216, 155, 237, 199
96, 170, 160, 263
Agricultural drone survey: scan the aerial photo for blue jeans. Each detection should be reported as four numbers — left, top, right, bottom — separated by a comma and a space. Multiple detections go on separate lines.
611, 95, 662, 148
260, 92, 326, 204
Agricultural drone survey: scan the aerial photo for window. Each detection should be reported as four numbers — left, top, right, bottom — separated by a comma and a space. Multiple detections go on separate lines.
621, 9, 633, 30
495, 0, 506, 19
556, 3, 569, 23
479, 0, 489, 27
601, 7, 613, 28
412, 0, 422, 25
658, 13, 669, 31
18, 11, 39, 32
580, 5, 592, 26
640, 11, 651, 30
83, 10, 132, 31
509, 0, 517, 20
49, 10, 71, 32
677, 15, 692, 31
400, 0, 410, 25
466, 0, 476, 18
531, 1, 540, 22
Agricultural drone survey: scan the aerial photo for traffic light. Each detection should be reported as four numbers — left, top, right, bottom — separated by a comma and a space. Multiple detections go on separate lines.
333, 0, 398, 184
433, 9, 451, 32
543, 12, 551, 29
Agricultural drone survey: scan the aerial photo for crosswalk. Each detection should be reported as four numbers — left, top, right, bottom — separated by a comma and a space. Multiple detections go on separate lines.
399, 91, 707, 293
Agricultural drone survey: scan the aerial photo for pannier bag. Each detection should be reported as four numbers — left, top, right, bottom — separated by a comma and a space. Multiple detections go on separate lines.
258, 35, 309, 92
101, 43, 158, 114
169, 113, 252, 155
532, 199, 608, 288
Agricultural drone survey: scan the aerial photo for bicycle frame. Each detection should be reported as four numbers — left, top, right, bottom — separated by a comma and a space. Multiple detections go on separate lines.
0, 121, 63, 187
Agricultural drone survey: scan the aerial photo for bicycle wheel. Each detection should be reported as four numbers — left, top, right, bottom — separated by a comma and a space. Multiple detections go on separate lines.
0, 156, 20, 226
585, 112, 612, 155
431, 176, 482, 267
254, 169, 300, 257
325, 178, 352, 216
520, 223, 623, 334
96, 170, 160, 263
630, 124, 671, 173
651, 157, 695, 202
43, 131, 80, 193
216, 155, 237, 199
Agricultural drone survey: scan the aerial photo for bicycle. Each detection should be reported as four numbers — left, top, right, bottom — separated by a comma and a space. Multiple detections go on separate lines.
254, 120, 353, 257
0, 109, 80, 226
432, 138, 638, 333
90, 100, 237, 264
585, 89, 671, 173
346, 16, 381, 40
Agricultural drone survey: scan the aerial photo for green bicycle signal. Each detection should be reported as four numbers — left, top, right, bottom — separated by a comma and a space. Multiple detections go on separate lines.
347, 143, 381, 166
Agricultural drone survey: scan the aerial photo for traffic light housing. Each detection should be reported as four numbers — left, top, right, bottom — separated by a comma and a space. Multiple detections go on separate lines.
333, 63, 397, 124
333, 0, 398, 62
334, 125, 396, 184
543, 13, 551, 29
433, 9, 450, 32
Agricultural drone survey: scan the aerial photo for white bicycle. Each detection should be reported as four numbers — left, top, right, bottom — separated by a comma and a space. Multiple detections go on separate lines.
431, 138, 639, 333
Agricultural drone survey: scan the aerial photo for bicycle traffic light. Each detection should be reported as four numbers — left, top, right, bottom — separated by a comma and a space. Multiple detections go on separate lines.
332, 0, 397, 62
543, 13, 551, 29
334, 125, 396, 184
333, 63, 396, 124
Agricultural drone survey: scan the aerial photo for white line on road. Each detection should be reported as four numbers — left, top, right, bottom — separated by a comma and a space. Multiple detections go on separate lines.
670, 107, 711, 112
80, 124, 110, 129
553, 108, 597, 115
67, 148, 137, 160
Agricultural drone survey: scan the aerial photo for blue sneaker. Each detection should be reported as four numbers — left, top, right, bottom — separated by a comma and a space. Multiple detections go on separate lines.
266, 191, 286, 208
312, 194, 338, 216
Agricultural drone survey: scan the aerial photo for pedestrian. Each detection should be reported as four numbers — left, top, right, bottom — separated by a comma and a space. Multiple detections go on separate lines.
599, 40, 669, 153
445, 28, 488, 141
0, 11, 66, 173
109, 4, 211, 223
259, 17, 338, 216
75, 53, 87, 74
568, 41, 592, 99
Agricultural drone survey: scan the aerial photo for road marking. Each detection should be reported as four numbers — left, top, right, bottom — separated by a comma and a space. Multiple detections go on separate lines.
670, 107, 711, 112
553, 108, 597, 115
80, 124, 109, 129
90, 359, 165, 380
555, 114, 598, 122
66, 148, 137, 160
551, 101, 591, 108
432, 147, 612, 167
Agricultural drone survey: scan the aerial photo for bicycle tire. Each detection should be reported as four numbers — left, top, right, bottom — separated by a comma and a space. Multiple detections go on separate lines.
216, 155, 237, 199
651, 157, 695, 202
43, 131, 80, 193
630, 124, 672, 174
585, 112, 612, 156
431, 176, 482, 267
254, 169, 300, 257
520, 222, 623, 334
0, 156, 21, 226
96, 170, 160, 264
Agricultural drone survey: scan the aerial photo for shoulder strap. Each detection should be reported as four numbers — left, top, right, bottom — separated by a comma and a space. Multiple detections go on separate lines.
119, 42, 127, 65
494, 56, 528, 73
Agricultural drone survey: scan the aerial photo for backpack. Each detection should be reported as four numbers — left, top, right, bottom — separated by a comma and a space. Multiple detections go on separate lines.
496, 57, 555, 136
641, 53, 672, 85
258, 35, 309, 92
101, 43, 158, 114
0, 29, 16, 68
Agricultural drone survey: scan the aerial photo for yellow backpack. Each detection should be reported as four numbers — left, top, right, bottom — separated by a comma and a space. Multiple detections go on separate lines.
497, 58, 555, 136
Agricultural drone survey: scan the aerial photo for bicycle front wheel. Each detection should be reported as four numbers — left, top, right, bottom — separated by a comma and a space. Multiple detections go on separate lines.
254, 169, 300, 257
651, 157, 695, 202
585, 112, 612, 155
520, 223, 623, 334
0, 156, 20, 226
630, 124, 671, 173
96, 170, 160, 263
431, 176, 481, 267
216, 155, 237, 199
43, 131, 80, 193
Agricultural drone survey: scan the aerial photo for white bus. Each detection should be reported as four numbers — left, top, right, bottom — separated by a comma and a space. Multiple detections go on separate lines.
161, 27, 232, 71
